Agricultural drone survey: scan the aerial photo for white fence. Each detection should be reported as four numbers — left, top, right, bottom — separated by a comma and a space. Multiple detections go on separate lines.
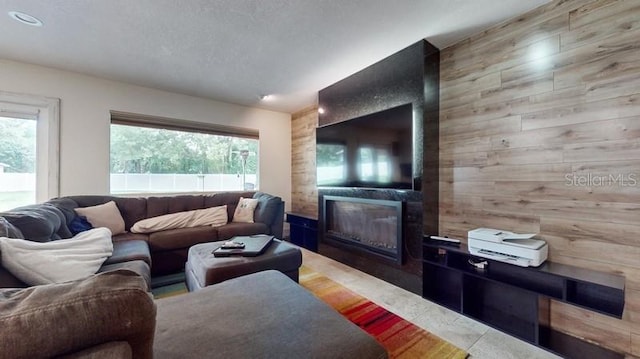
0, 173, 35, 192
0, 173, 257, 193
110, 173, 258, 193
0, 173, 36, 210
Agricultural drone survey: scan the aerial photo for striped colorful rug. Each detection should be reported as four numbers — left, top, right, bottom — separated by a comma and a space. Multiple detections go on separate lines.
152, 282, 187, 299
299, 266, 468, 359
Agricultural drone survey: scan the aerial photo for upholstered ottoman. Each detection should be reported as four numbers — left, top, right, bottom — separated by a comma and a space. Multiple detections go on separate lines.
155, 270, 388, 359
185, 238, 302, 291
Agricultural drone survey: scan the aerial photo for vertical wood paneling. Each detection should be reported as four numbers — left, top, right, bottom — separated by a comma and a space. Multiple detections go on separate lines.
439, 0, 640, 355
290, 107, 318, 217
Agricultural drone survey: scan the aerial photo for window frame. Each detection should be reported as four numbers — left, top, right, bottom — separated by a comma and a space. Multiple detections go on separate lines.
109, 111, 260, 195
110, 111, 258, 139
0, 91, 60, 203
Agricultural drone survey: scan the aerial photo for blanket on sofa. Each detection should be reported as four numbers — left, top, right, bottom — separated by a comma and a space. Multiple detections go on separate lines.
0, 227, 113, 285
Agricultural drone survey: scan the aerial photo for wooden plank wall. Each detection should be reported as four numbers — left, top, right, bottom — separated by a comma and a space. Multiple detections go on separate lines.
439, 0, 640, 356
291, 106, 318, 217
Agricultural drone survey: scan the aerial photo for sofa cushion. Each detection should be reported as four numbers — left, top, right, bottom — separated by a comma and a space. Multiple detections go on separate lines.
148, 226, 218, 252
146, 195, 204, 218
131, 205, 227, 234
0, 227, 113, 286
98, 261, 151, 290
104, 240, 152, 267
0, 265, 26, 288
215, 222, 269, 240
75, 201, 126, 235
232, 197, 259, 223
0, 270, 155, 359
112, 232, 149, 243
203, 191, 256, 219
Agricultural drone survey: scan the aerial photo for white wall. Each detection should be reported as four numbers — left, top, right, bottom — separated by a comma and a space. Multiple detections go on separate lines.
0, 59, 292, 207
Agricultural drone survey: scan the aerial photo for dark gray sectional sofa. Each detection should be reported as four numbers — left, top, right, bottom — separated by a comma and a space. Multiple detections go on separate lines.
0, 191, 284, 288
0, 191, 388, 359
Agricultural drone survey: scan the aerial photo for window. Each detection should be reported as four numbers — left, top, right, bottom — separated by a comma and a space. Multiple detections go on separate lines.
316, 143, 346, 186
110, 112, 259, 194
358, 147, 391, 183
0, 93, 59, 211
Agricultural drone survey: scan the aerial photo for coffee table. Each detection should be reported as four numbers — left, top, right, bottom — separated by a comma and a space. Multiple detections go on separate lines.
185, 238, 302, 291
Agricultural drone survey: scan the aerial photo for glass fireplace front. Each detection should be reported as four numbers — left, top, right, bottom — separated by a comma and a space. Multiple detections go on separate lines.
322, 195, 403, 264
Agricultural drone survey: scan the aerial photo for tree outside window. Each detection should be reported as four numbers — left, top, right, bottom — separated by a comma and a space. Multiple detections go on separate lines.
0, 116, 37, 210
110, 124, 258, 193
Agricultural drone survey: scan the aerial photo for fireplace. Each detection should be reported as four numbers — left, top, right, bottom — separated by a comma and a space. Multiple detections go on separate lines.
322, 195, 403, 264
314, 40, 438, 295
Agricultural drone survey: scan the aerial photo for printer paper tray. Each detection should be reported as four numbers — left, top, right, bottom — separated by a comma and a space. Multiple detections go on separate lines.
469, 247, 532, 267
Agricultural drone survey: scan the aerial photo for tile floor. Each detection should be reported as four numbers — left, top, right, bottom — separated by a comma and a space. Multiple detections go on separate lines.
302, 248, 561, 359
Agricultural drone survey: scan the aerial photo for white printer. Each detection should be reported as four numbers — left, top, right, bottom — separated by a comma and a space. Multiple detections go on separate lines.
467, 228, 548, 267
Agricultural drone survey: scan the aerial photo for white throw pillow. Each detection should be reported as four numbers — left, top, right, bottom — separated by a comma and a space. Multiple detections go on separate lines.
232, 197, 259, 223
131, 205, 228, 233
0, 227, 114, 286
75, 201, 126, 235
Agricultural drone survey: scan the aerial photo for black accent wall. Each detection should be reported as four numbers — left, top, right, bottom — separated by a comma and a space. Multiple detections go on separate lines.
317, 39, 440, 294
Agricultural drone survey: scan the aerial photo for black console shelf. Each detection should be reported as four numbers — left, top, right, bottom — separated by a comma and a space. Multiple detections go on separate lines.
286, 212, 318, 252
422, 238, 625, 359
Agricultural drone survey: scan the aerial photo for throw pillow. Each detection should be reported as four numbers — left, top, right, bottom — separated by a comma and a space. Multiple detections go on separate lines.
131, 205, 228, 233
0, 227, 114, 286
75, 201, 125, 235
232, 197, 259, 223
69, 215, 94, 235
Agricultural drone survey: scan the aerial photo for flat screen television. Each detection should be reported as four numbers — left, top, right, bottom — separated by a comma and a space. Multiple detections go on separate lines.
316, 103, 414, 189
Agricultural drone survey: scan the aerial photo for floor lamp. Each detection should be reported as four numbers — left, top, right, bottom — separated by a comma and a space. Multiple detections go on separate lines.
240, 149, 249, 190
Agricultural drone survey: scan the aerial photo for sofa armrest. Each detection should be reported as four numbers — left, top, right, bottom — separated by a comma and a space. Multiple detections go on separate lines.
0, 270, 156, 359
252, 192, 284, 238
270, 201, 285, 239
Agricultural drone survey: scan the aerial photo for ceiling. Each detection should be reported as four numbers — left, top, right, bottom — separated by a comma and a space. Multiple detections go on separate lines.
0, 0, 550, 114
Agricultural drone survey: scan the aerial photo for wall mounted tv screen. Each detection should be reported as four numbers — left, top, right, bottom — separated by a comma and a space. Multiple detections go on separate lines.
316, 103, 413, 190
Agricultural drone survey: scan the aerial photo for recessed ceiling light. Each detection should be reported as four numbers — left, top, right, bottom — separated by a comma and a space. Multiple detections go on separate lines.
318, 107, 325, 114
8, 11, 43, 27
260, 94, 274, 101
